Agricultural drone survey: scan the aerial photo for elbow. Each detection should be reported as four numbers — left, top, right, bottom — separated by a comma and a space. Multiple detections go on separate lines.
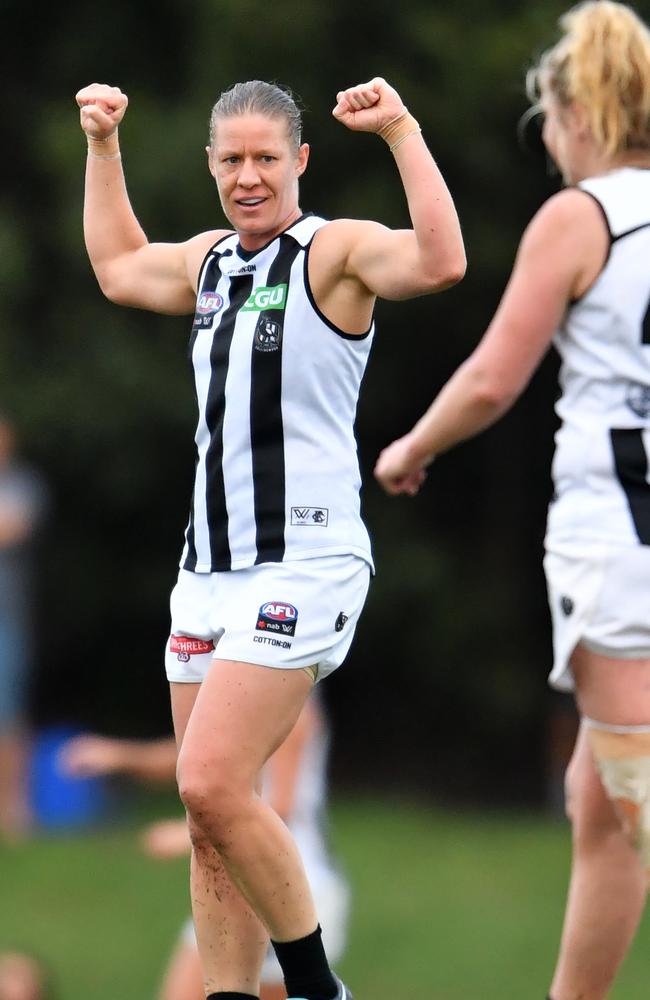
420, 249, 467, 294
469, 366, 519, 415
93, 267, 131, 307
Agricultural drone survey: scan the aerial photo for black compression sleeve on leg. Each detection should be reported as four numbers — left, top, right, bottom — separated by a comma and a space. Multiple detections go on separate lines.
271, 925, 338, 1000
206, 993, 258, 1000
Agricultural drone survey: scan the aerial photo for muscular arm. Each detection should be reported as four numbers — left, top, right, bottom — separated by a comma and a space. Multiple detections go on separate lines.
331, 78, 466, 300
374, 189, 610, 494
76, 83, 227, 315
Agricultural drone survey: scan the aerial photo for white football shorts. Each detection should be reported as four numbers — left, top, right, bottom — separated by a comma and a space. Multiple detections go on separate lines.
165, 554, 370, 683
544, 542, 650, 691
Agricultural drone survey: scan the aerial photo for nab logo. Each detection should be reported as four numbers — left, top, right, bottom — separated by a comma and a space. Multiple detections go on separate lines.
256, 601, 298, 637
193, 290, 224, 331
242, 284, 288, 312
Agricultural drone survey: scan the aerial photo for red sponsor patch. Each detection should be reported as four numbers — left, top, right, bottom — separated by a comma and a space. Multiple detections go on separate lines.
170, 634, 215, 655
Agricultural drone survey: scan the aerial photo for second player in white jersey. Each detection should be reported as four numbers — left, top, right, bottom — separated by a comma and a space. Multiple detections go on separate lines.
549, 167, 650, 552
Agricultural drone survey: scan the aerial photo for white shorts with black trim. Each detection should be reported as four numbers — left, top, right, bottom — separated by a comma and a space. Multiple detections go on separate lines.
165, 553, 371, 683
544, 542, 650, 692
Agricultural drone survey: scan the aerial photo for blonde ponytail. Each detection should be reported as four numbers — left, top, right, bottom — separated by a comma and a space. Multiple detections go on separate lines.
528, 1, 650, 155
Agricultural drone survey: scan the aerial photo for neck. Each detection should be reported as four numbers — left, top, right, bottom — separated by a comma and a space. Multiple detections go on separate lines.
238, 206, 303, 252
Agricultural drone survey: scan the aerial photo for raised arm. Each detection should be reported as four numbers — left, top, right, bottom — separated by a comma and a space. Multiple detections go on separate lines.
76, 83, 223, 315
374, 188, 610, 494
328, 77, 466, 299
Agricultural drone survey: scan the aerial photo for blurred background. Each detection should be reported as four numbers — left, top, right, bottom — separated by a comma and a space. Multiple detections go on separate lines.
2, 0, 650, 997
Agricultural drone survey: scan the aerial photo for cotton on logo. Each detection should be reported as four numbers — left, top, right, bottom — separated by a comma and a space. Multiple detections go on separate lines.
256, 601, 298, 637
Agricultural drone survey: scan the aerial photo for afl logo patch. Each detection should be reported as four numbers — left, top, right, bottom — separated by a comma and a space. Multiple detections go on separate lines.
256, 601, 298, 637
196, 291, 224, 315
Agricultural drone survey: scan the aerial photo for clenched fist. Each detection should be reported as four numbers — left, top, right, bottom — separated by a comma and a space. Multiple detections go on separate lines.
332, 77, 405, 134
76, 83, 128, 139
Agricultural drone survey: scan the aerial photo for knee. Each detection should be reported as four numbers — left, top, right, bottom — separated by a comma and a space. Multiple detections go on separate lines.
177, 751, 244, 835
564, 752, 621, 853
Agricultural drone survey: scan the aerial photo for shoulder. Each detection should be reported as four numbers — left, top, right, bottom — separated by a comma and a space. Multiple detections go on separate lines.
518, 189, 609, 265
312, 218, 388, 249
182, 228, 234, 285
524, 189, 608, 245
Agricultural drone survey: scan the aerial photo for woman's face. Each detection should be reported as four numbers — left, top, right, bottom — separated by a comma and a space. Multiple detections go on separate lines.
208, 113, 309, 250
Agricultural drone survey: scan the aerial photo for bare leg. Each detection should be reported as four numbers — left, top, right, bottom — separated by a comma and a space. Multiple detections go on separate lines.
549, 645, 650, 1000
158, 937, 204, 1000
549, 724, 646, 1000
177, 661, 319, 943
171, 681, 269, 997
156, 935, 287, 1000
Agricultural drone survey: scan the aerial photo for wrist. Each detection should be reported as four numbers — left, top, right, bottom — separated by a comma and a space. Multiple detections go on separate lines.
86, 131, 121, 160
378, 110, 422, 153
407, 430, 435, 468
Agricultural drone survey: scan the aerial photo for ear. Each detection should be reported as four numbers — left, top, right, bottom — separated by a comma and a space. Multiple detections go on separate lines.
570, 101, 591, 140
295, 142, 310, 177
206, 145, 216, 178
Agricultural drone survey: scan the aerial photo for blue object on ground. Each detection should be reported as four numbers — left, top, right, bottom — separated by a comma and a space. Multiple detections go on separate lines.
29, 724, 109, 830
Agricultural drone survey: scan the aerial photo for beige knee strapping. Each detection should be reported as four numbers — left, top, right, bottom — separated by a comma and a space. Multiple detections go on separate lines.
585, 720, 650, 867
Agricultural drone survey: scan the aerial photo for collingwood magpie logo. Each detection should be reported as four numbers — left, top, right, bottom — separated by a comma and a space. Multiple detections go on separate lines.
254, 316, 283, 352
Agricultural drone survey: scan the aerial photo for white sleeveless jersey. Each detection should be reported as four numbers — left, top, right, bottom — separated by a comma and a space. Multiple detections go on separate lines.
546, 168, 650, 552
181, 214, 374, 573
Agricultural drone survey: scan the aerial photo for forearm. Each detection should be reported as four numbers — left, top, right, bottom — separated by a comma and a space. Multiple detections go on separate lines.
388, 128, 465, 287
83, 132, 148, 291
408, 359, 516, 463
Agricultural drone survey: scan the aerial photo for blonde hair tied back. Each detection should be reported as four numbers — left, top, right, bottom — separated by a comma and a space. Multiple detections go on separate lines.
528, 1, 650, 155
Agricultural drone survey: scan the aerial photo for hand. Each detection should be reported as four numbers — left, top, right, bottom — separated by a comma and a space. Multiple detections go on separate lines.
374, 434, 429, 496
332, 77, 405, 134
58, 735, 125, 777
76, 83, 128, 139
141, 818, 191, 859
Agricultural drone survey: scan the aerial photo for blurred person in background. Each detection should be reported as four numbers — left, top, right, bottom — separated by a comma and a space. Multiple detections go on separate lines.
74, 68, 464, 1000
0, 416, 48, 840
62, 693, 349, 1000
375, 3, 650, 998
0, 950, 55, 1000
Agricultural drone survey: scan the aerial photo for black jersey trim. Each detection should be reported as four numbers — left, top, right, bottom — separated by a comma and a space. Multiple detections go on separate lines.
303, 236, 373, 341
612, 221, 650, 243
193, 235, 236, 291
250, 235, 303, 564
610, 427, 650, 545
235, 212, 315, 261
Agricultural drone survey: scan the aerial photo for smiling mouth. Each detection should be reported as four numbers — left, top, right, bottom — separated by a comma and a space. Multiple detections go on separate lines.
236, 197, 266, 207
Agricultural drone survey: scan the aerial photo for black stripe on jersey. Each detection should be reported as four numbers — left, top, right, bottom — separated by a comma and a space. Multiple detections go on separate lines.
610, 428, 650, 545
250, 235, 302, 564
183, 252, 227, 571
184, 270, 255, 572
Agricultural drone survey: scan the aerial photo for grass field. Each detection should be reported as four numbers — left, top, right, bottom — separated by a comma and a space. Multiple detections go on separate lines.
1, 794, 649, 999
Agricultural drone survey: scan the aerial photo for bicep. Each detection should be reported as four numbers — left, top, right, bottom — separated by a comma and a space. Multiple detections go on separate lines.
97, 234, 222, 315
346, 225, 436, 299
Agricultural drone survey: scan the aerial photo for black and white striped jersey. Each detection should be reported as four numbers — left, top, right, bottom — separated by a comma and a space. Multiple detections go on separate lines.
181, 213, 374, 573
547, 167, 650, 551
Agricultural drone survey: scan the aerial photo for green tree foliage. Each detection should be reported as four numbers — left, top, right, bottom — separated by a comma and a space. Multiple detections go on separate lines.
7, 0, 646, 800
